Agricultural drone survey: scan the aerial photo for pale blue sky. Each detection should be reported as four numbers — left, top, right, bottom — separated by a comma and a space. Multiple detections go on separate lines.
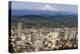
11, 1, 78, 13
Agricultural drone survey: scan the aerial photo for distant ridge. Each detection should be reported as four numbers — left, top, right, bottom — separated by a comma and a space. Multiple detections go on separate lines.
11, 9, 77, 16
11, 14, 78, 27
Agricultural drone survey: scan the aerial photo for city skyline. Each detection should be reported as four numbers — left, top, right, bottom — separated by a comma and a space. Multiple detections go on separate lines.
9, 1, 78, 53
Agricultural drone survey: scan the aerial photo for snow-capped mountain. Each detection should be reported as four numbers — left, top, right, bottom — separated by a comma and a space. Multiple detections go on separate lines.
39, 4, 58, 11
10, 4, 77, 16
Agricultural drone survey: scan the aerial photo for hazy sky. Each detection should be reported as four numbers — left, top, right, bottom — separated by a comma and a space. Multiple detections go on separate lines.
11, 1, 78, 13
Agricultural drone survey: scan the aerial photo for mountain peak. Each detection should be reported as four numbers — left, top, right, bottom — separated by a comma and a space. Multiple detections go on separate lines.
40, 4, 58, 11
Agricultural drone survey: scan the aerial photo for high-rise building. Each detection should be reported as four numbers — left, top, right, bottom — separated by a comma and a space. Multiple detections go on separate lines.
17, 23, 22, 37
64, 27, 70, 40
